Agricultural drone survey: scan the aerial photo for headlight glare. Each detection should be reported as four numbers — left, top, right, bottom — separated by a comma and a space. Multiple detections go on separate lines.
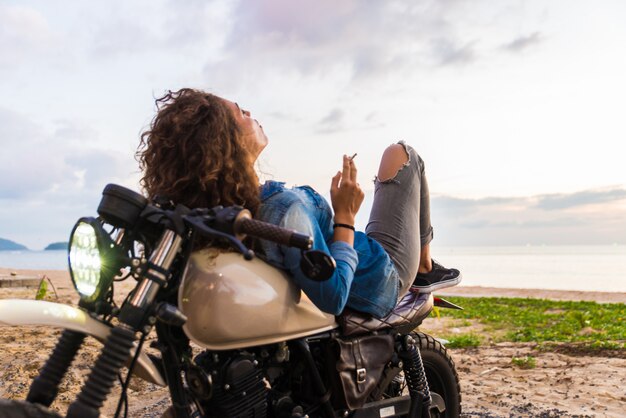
68, 217, 119, 304
69, 222, 102, 297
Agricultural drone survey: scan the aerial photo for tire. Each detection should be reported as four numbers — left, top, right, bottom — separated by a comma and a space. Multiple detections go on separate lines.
414, 332, 462, 418
0, 400, 61, 418
161, 406, 176, 418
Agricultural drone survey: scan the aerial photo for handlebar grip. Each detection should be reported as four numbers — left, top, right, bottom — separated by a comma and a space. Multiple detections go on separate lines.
236, 217, 313, 250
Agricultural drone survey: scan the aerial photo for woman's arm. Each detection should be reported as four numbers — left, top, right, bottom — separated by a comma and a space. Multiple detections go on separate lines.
280, 203, 358, 315
280, 155, 365, 315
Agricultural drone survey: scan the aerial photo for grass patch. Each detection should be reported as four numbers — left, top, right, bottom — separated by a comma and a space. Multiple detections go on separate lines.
445, 334, 481, 348
588, 340, 626, 350
511, 355, 537, 369
434, 296, 626, 349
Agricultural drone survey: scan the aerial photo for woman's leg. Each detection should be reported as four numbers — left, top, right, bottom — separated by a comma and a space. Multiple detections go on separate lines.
365, 142, 433, 296
418, 244, 433, 273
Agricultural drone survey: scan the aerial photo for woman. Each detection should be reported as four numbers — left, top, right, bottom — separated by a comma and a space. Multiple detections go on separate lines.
137, 88, 460, 318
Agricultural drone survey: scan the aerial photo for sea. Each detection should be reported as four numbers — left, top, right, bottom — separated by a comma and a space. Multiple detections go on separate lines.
1, 245, 625, 293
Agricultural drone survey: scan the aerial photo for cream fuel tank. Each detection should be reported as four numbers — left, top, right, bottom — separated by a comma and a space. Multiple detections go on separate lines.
178, 251, 338, 350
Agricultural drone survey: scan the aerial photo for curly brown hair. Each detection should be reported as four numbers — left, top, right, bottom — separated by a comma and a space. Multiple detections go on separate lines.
136, 89, 260, 214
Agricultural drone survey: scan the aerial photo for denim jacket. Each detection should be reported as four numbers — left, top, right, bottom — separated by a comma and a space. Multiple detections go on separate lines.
256, 181, 399, 317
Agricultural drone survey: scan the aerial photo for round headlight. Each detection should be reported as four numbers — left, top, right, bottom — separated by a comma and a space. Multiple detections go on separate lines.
68, 217, 120, 303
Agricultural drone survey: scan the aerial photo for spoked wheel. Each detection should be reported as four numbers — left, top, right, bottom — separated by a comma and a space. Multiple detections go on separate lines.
0, 400, 61, 418
414, 332, 461, 418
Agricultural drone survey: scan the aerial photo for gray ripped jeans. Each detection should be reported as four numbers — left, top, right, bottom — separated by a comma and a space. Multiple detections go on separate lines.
365, 141, 434, 296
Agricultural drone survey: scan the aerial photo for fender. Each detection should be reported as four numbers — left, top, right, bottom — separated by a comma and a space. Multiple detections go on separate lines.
0, 299, 166, 387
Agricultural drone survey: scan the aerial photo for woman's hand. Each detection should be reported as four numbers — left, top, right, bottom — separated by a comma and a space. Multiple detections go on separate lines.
330, 155, 365, 227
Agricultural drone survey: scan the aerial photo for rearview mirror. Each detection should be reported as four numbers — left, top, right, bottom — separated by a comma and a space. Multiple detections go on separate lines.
300, 250, 336, 281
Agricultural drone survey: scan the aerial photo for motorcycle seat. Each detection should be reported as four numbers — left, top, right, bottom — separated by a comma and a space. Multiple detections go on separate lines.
337, 289, 434, 337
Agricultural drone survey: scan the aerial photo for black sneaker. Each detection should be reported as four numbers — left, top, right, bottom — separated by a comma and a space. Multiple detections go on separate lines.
411, 259, 462, 292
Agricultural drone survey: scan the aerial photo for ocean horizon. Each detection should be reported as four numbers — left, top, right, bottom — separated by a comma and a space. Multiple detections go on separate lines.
1, 245, 625, 293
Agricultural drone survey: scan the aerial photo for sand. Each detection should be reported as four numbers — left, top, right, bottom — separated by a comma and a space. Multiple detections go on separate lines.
439, 286, 626, 304
0, 268, 625, 417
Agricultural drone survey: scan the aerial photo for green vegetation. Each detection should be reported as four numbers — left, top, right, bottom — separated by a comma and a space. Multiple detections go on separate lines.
35, 279, 48, 300
446, 333, 481, 348
34, 275, 58, 301
434, 296, 626, 349
511, 355, 537, 369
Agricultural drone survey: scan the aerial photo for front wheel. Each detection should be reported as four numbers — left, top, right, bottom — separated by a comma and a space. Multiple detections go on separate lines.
415, 332, 461, 418
0, 400, 61, 418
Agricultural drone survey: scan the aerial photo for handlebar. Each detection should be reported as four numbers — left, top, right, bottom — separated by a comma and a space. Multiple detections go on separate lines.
235, 215, 313, 251
153, 202, 329, 278
94, 184, 319, 263
234, 213, 334, 281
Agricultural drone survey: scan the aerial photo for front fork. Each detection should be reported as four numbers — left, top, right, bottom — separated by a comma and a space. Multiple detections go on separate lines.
64, 229, 183, 418
155, 322, 194, 418
26, 329, 86, 407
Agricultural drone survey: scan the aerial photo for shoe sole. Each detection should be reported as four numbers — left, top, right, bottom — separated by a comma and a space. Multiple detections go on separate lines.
410, 272, 463, 293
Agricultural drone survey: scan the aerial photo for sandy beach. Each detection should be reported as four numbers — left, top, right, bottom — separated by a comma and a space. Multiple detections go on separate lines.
439, 286, 626, 304
1, 267, 625, 417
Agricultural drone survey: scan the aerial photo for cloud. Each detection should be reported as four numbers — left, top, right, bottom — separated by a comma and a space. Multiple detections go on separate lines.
534, 188, 626, 210
0, 5, 50, 43
0, 108, 57, 198
431, 195, 524, 216
17, 0, 223, 60
432, 187, 626, 216
91, 19, 158, 56
356, 188, 626, 247
0, 108, 133, 200
203, 0, 503, 92
500, 32, 543, 53
459, 217, 592, 230
223, 0, 387, 78
226, 0, 365, 49
0, 108, 139, 248
266, 111, 301, 122
0, 4, 62, 70
432, 39, 478, 67
316, 108, 345, 134
426, 187, 626, 245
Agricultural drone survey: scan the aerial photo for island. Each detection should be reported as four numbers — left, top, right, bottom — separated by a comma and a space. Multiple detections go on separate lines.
44, 242, 69, 251
0, 238, 28, 251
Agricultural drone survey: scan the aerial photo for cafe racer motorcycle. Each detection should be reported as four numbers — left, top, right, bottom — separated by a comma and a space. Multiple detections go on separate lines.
0, 184, 461, 417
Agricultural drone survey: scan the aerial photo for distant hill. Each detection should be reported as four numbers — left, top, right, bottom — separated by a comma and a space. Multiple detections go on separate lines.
0, 238, 28, 251
45, 242, 68, 251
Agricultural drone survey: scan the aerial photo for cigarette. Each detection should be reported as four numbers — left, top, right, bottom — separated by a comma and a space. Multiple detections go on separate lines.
349, 153, 357, 160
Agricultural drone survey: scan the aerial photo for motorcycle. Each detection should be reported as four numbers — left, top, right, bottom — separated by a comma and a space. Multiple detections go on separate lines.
0, 184, 462, 418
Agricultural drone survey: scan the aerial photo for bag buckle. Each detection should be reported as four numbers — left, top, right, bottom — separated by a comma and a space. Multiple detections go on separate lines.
356, 368, 366, 384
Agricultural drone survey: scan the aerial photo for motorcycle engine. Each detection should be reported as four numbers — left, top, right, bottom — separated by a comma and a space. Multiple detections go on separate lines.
193, 351, 268, 418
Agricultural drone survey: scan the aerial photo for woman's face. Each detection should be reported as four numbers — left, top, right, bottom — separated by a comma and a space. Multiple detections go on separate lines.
222, 98, 268, 161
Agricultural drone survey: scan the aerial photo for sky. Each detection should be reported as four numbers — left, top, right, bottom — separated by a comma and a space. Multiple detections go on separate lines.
1, 0, 625, 249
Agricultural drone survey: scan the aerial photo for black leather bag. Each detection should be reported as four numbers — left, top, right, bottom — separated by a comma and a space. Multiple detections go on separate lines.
333, 333, 395, 409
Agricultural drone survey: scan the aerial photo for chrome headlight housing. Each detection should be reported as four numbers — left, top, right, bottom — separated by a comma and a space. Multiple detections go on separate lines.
68, 217, 121, 304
